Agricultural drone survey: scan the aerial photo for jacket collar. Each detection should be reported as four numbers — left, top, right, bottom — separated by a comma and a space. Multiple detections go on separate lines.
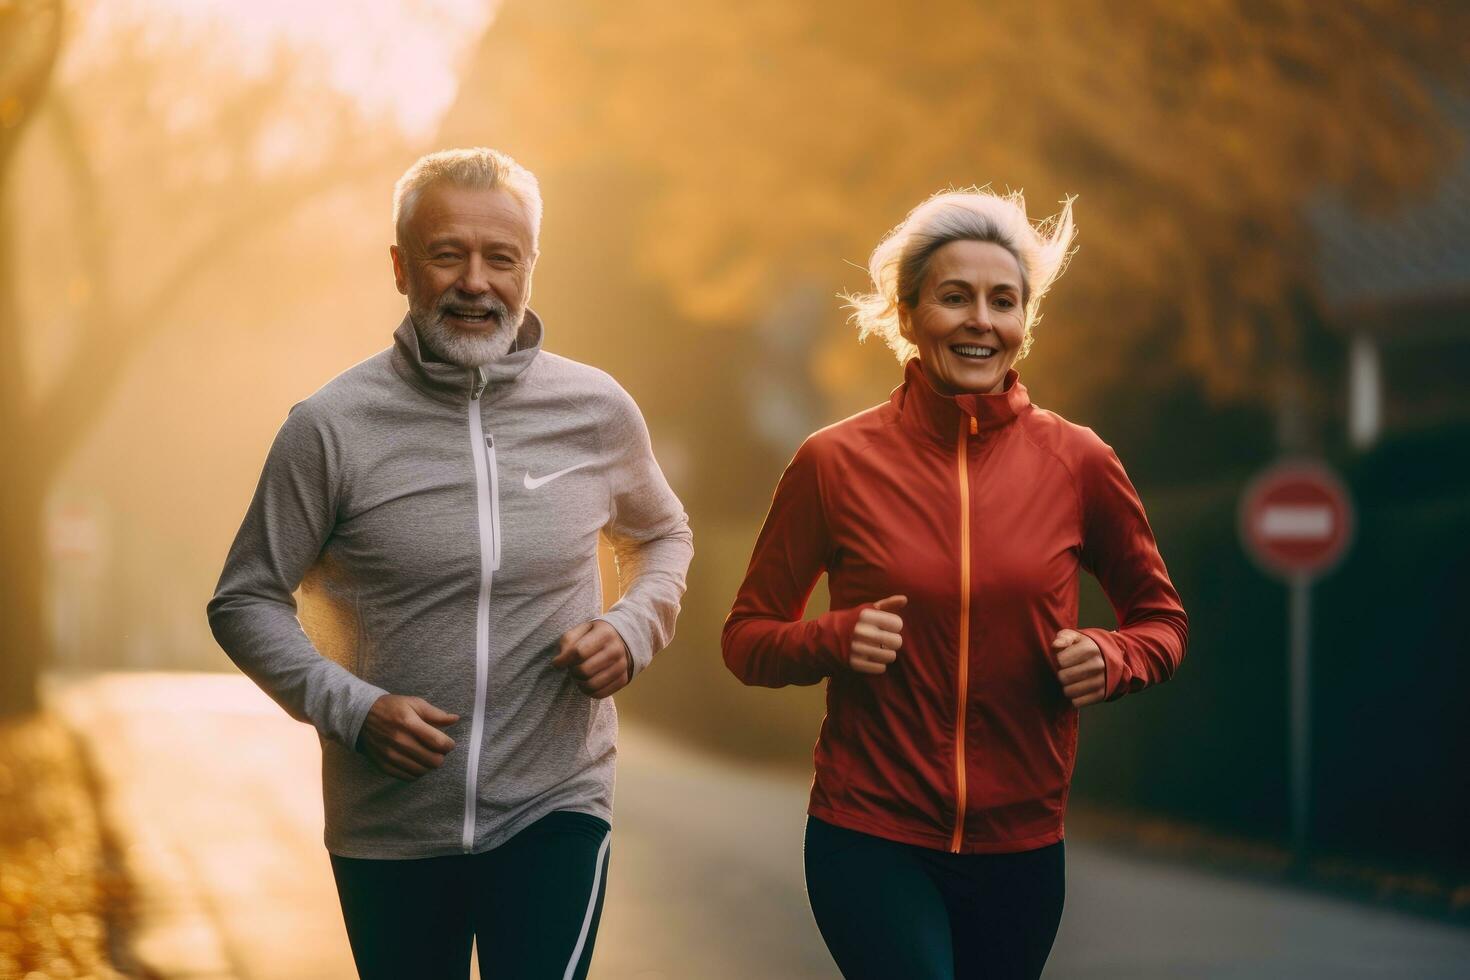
389, 308, 544, 406
891, 357, 1031, 445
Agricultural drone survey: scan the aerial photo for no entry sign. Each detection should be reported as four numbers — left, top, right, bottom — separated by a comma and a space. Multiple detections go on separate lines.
1240, 461, 1354, 581
1239, 458, 1355, 856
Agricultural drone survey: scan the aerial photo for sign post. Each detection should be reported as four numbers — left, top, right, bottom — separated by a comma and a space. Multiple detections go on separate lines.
1239, 461, 1354, 856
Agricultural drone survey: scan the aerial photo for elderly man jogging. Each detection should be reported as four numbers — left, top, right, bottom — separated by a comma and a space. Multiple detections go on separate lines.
208, 147, 693, 980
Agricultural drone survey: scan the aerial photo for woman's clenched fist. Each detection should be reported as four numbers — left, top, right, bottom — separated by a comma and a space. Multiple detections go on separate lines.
849, 595, 907, 675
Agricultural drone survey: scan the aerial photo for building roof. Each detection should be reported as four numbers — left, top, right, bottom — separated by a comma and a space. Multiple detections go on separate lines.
1309, 100, 1470, 316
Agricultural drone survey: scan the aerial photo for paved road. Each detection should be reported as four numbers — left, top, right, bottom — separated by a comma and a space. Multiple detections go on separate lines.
53, 673, 1470, 978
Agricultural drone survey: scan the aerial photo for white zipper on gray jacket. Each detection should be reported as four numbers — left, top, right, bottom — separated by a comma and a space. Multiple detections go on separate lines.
462, 369, 501, 851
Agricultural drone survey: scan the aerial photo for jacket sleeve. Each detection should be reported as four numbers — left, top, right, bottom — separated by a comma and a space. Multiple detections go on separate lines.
1075, 437, 1189, 701
206, 401, 388, 748
596, 387, 694, 677
721, 439, 866, 688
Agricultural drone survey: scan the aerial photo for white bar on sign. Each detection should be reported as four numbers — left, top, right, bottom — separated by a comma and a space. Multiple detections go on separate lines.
1259, 505, 1333, 540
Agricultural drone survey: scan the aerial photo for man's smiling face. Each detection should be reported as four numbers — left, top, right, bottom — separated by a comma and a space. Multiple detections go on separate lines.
390, 182, 538, 366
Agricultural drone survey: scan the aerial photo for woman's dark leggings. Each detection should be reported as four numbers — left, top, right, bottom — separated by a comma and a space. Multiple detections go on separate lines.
804, 816, 1065, 980
329, 810, 611, 980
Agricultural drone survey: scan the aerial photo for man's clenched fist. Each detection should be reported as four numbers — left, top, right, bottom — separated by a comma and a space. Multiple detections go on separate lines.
357, 694, 459, 781
553, 620, 633, 699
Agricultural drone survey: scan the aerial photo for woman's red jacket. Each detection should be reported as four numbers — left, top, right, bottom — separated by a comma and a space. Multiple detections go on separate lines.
722, 361, 1188, 854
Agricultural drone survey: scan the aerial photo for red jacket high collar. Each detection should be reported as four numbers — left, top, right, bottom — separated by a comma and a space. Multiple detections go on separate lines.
894, 358, 1032, 446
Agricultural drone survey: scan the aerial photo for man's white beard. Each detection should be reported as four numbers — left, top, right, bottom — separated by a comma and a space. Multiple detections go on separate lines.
412, 299, 525, 367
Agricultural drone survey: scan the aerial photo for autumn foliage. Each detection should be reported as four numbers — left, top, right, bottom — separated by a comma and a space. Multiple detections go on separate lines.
453, 0, 1469, 402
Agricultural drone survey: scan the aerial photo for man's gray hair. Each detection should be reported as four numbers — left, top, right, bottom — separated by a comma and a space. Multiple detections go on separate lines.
845, 188, 1077, 363
392, 147, 544, 247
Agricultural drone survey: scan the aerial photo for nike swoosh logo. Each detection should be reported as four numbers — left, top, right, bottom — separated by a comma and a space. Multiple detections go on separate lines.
523, 462, 594, 490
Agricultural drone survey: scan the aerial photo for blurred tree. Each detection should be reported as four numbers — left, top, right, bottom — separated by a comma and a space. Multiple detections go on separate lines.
0, 5, 407, 715
1, 0, 65, 716
449, 0, 1468, 413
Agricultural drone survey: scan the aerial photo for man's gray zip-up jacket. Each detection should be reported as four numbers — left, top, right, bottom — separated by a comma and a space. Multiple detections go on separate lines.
208, 312, 693, 859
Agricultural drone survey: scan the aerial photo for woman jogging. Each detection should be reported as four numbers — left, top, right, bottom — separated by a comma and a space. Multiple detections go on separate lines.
722, 188, 1188, 980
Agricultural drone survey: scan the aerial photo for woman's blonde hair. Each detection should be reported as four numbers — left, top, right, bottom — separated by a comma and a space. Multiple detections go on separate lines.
844, 188, 1077, 363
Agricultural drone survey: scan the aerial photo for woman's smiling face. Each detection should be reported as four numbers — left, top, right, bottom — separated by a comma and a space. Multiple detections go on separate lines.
900, 239, 1026, 396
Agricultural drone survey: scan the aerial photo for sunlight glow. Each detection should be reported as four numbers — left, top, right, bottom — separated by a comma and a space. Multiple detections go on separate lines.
64, 0, 497, 139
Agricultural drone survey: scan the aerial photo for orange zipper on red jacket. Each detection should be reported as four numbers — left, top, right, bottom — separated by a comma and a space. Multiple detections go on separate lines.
951, 414, 976, 852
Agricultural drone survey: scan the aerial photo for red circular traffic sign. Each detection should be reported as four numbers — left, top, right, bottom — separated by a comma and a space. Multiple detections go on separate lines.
1239, 461, 1354, 580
